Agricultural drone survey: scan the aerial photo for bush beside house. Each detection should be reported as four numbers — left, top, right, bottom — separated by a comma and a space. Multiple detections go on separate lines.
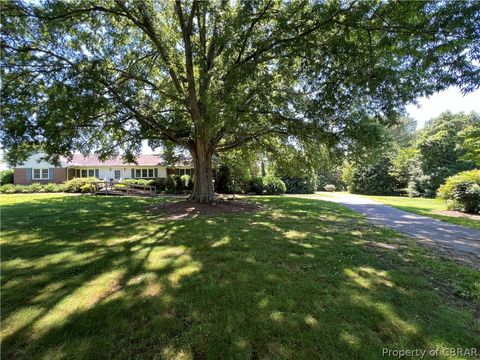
165, 174, 193, 194
0, 183, 66, 193
63, 177, 99, 193
0, 169, 14, 185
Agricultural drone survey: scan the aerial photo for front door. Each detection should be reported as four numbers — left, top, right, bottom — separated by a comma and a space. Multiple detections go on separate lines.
114, 170, 121, 180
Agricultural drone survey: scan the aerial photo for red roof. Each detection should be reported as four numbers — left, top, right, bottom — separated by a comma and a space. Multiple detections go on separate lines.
69, 154, 168, 166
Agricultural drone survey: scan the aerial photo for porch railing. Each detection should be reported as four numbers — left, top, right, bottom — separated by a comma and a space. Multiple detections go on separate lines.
89, 181, 156, 197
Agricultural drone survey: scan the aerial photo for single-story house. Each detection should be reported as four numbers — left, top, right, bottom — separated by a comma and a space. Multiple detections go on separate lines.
13, 153, 194, 185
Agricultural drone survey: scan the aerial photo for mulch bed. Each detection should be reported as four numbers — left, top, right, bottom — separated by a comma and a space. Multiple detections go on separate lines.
147, 200, 262, 220
434, 210, 480, 221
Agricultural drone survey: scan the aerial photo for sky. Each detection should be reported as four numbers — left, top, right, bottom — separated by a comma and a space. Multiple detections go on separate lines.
406, 87, 480, 129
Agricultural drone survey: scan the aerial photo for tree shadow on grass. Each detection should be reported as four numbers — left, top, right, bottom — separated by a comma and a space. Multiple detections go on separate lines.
1, 196, 479, 359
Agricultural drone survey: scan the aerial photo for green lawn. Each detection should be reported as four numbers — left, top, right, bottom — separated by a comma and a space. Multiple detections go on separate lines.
360, 195, 480, 230
1, 194, 479, 359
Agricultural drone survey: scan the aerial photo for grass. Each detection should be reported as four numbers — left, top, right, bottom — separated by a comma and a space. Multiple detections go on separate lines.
1, 193, 479, 359
359, 195, 480, 230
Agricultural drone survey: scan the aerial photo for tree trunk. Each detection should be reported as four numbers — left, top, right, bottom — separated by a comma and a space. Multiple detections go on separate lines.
189, 141, 215, 203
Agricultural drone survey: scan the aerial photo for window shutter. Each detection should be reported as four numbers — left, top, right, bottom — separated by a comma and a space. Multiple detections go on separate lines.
49, 168, 54, 180
26, 168, 32, 180
131, 169, 135, 178
154, 168, 158, 178
95, 169, 99, 178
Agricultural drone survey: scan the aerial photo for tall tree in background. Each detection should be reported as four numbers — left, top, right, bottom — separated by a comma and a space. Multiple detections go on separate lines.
459, 122, 480, 167
414, 111, 478, 195
1, 0, 479, 202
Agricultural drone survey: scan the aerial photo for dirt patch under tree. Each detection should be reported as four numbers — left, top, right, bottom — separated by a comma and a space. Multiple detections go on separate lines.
147, 200, 262, 220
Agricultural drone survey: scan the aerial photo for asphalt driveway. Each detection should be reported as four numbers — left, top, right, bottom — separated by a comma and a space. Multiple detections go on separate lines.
310, 193, 480, 261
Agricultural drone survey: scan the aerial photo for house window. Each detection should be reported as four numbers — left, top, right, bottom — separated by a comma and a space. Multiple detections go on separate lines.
134, 168, 156, 178
175, 168, 193, 176
76, 169, 98, 178
33, 168, 49, 180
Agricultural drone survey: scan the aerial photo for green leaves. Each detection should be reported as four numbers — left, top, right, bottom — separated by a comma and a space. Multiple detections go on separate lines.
1, 0, 479, 167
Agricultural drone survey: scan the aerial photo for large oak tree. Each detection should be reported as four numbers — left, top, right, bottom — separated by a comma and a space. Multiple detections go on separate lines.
1, 0, 479, 202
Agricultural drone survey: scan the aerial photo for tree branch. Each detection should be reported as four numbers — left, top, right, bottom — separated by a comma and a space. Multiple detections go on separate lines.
100, 79, 190, 148
175, 0, 202, 122
234, 0, 273, 64
216, 127, 284, 152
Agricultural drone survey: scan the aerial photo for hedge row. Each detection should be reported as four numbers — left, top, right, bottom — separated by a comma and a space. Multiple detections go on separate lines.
0, 183, 66, 193
0, 175, 195, 195
215, 175, 286, 195
0, 173, 316, 197
215, 172, 294, 195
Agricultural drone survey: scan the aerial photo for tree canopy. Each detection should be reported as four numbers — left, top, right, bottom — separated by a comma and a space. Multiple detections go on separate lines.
1, 0, 479, 201
342, 111, 479, 197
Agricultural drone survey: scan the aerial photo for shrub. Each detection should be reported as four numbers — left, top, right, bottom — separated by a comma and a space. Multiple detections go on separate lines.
165, 174, 177, 194
407, 175, 434, 198
282, 176, 316, 194
341, 162, 356, 191
249, 176, 264, 194
215, 164, 233, 194
317, 169, 344, 191
0, 169, 14, 185
187, 175, 194, 191
150, 178, 167, 192
17, 184, 31, 193
43, 183, 64, 192
406, 161, 443, 198
437, 169, 480, 213
0, 184, 16, 193
179, 175, 190, 191
450, 183, 480, 214
64, 177, 98, 193
263, 176, 286, 195
29, 183, 44, 193
171, 175, 184, 192
80, 183, 93, 193
324, 184, 336, 192
0, 183, 66, 193
349, 159, 400, 195
123, 179, 151, 186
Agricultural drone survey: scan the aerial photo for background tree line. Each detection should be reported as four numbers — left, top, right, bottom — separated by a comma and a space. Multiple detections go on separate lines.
215, 111, 480, 200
